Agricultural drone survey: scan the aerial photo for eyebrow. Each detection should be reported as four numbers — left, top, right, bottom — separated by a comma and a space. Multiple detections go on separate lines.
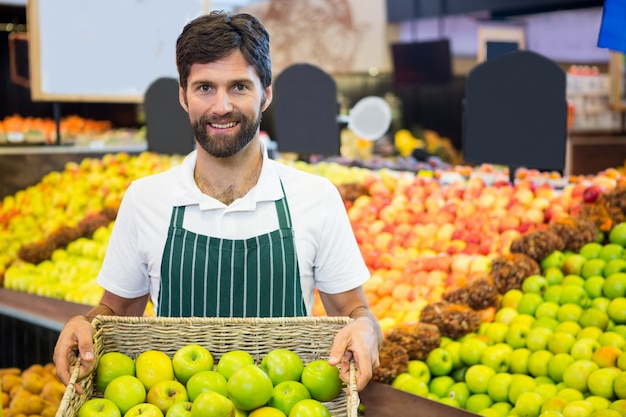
189, 78, 255, 89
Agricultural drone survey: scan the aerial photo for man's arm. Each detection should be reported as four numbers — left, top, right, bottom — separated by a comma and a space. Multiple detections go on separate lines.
53, 291, 150, 391
320, 287, 382, 391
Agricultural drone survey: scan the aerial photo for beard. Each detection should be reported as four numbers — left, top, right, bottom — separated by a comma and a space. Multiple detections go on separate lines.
192, 106, 263, 158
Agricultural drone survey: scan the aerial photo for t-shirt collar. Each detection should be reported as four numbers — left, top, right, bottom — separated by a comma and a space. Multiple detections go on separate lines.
171, 140, 283, 210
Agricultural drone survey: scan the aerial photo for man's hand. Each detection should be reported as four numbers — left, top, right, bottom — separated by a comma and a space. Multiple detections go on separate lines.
53, 315, 96, 394
327, 316, 381, 391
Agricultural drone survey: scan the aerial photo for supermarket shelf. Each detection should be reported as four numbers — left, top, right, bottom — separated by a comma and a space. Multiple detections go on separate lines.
0, 288, 90, 331
360, 381, 475, 417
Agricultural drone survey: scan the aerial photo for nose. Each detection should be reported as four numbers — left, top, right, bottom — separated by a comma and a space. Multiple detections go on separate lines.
211, 89, 233, 115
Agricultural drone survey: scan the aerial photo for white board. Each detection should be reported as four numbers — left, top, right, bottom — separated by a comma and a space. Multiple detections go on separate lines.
27, 0, 209, 103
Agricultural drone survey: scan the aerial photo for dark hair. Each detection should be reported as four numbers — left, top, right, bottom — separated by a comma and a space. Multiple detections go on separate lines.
176, 10, 272, 91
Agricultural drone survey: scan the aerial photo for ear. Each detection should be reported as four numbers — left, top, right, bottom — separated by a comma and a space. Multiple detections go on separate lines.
261, 85, 273, 112
179, 84, 189, 113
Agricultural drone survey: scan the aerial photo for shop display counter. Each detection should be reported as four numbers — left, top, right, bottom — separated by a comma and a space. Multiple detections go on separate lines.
0, 288, 91, 368
360, 381, 476, 417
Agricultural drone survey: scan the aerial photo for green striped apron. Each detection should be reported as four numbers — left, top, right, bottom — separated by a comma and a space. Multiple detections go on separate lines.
157, 187, 306, 317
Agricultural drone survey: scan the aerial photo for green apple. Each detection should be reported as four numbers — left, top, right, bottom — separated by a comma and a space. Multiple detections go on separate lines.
547, 332, 576, 354
558, 303, 584, 322
518, 292, 545, 316
172, 344, 214, 385
528, 350, 554, 378
146, 380, 188, 415
460, 336, 489, 367
484, 322, 509, 344
612, 370, 626, 398
165, 401, 192, 417
124, 403, 163, 417
490, 401, 513, 417
426, 347, 454, 376
464, 364, 495, 394
513, 391, 543, 417
610, 399, 626, 415
526, 327, 554, 352
562, 359, 599, 392
494, 307, 518, 325
558, 387, 585, 402
562, 400, 596, 417
579, 308, 610, 331
522, 275, 548, 295
438, 397, 460, 408
268, 380, 311, 416
585, 276, 607, 299
486, 373, 513, 403
591, 409, 623, 417
603, 273, 626, 299
555, 321, 582, 337
559, 285, 590, 308
613, 325, 626, 340
598, 331, 626, 349
77, 398, 121, 417
185, 370, 228, 402
216, 350, 255, 380
544, 285, 564, 304
260, 349, 304, 385
587, 367, 621, 399
580, 242, 604, 260
532, 317, 560, 332
592, 297, 612, 313
508, 374, 537, 405
480, 343, 513, 372
393, 373, 429, 397
562, 253, 588, 276
465, 393, 493, 414
445, 381, 471, 408
585, 395, 611, 411
299, 360, 342, 403
608, 297, 626, 324
136, 350, 175, 391
534, 382, 558, 402
505, 323, 531, 349
605, 260, 626, 277
443, 341, 464, 370
609, 222, 626, 247
407, 360, 431, 382
428, 376, 456, 399
510, 314, 537, 328
509, 348, 532, 375
541, 396, 569, 414
228, 364, 274, 410
599, 244, 625, 263
104, 375, 147, 415
563, 274, 586, 287
535, 301, 560, 320
577, 326, 604, 341
500, 289, 524, 309
545, 267, 565, 286
571, 338, 601, 360
288, 399, 332, 417
542, 251, 566, 270
191, 391, 235, 417
95, 351, 136, 393
583, 259, 608, 279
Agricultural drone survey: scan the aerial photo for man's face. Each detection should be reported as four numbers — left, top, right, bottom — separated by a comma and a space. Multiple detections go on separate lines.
179, 50, 272, 158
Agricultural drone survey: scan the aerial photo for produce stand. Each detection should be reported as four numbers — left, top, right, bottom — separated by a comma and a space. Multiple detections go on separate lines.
0, 288, 90, 368
360, 382, 477, 417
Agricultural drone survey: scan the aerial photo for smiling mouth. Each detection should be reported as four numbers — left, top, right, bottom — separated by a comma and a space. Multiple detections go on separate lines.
209, 121, 238, 129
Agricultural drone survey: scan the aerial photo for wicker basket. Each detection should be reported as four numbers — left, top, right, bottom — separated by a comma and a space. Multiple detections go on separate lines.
56, 315, 359, 417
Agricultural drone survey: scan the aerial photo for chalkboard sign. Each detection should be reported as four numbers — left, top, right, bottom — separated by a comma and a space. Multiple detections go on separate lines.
27, 0, 209, 103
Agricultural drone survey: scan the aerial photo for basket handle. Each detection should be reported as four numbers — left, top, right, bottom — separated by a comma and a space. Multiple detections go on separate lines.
347, 361, 360, 416
55, 358, 82, 417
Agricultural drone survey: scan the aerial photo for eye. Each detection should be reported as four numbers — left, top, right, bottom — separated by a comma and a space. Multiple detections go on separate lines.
199, 84, 211, 92
233, 84, 248, 92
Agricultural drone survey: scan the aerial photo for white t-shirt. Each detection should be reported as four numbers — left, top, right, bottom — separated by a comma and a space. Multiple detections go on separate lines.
97, 145, 370, 315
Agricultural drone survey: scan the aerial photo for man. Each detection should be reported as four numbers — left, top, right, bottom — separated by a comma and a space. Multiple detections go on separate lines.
54, 10, 381, 392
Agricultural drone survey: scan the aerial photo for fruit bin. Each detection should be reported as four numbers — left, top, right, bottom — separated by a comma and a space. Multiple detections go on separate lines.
56, 315, 358, 417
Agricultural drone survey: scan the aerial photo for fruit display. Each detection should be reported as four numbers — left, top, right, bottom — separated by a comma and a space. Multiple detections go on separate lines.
82, 345, 340, 417
370, 222, 626, 417
1, 363, 66, 417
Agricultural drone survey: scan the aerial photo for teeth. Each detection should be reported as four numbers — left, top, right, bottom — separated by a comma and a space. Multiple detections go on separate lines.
210, 122, 237, 129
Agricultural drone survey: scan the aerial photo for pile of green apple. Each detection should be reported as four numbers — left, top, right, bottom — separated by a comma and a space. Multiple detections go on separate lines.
390, 222, 626, 417
79, 344, 343, 417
